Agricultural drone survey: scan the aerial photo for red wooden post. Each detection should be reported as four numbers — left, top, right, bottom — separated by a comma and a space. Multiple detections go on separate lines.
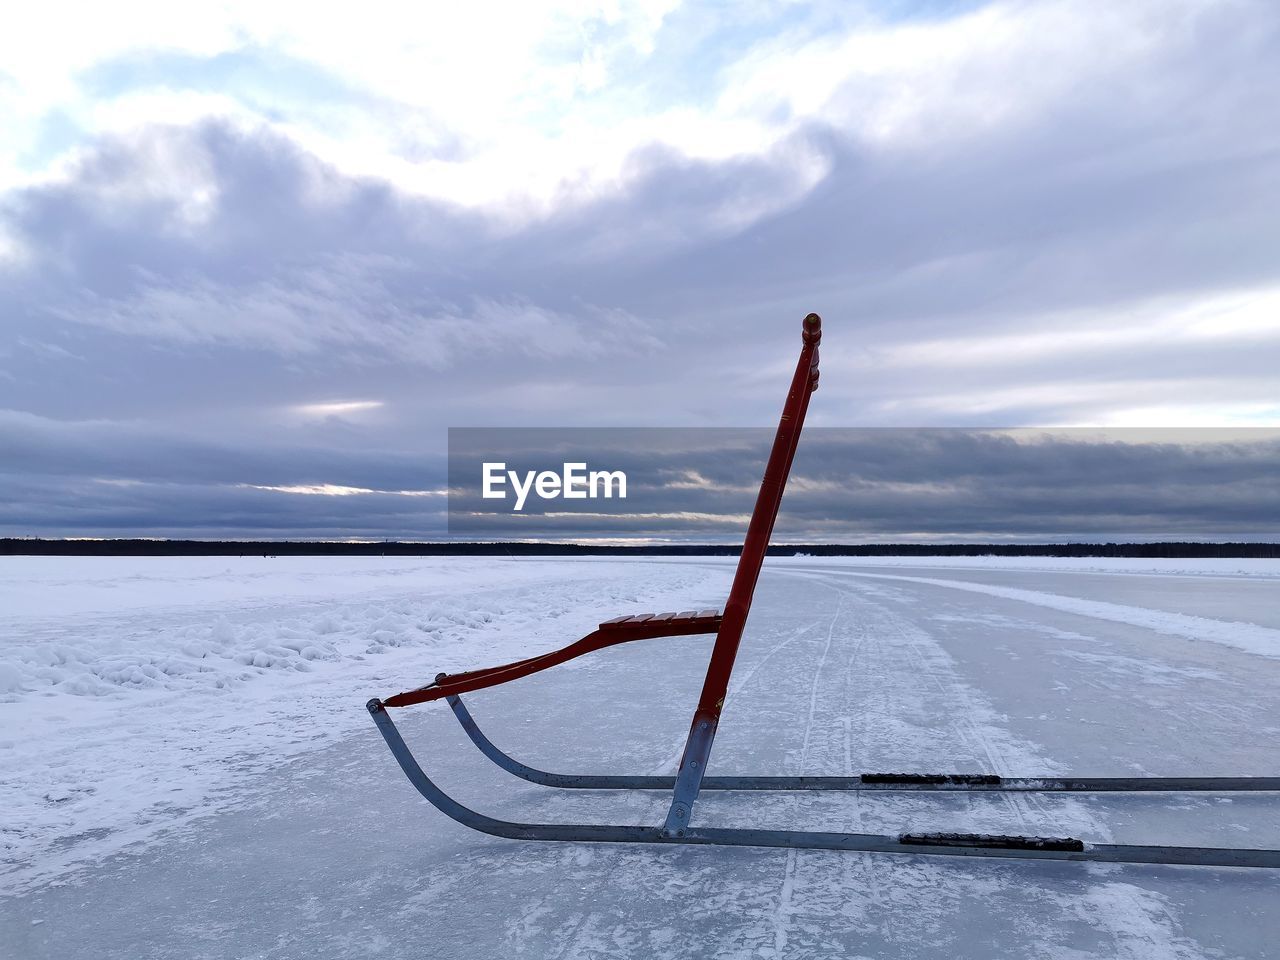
663, 313, 822, 835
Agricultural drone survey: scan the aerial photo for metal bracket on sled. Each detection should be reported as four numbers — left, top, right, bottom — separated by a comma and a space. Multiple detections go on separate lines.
365, 313, 1280, 870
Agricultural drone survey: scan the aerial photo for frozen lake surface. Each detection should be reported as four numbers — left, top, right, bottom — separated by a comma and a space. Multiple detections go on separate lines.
2, 555, 1279, 958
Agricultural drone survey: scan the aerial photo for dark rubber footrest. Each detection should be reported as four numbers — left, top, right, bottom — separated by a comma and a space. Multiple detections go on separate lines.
863, 773, 1002, 785
900, 832, 1085, 852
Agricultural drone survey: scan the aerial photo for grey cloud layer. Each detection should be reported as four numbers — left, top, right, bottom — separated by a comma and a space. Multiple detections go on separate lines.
446, 429, 1280, 543
5, 422, 1277, 541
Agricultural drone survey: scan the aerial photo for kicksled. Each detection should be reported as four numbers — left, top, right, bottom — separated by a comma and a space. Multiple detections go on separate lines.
367, 314, 1280, 869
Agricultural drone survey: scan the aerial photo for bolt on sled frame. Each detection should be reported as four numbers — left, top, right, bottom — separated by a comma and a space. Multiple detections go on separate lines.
367, 314, 1280, 869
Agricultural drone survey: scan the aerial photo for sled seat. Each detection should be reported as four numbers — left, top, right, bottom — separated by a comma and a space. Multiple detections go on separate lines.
383, 609, 723, 708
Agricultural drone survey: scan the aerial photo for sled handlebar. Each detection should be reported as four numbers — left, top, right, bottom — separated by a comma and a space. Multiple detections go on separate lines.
803, 313, 821, 388
684, 312, 821, 722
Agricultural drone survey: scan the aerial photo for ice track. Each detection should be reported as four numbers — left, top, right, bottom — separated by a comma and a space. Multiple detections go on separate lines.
2, 556, 1279, 958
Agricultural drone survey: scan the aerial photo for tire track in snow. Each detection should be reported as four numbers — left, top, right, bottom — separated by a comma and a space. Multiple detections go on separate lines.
809, 570, 1108, 838
840, 633, 894, 945
876, 601, 1043, 834
762, 568, 1217, 959
646, 619, 822, 777
771, 594, 844, 958
825, 569, 1280, 661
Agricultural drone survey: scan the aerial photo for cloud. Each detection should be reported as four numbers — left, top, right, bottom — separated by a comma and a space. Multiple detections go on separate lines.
290, 400, 384, 419
0, 408, 449, 539
7, 415, 1276, 541
5, 122, 662, 372
240, 482, 442, 497
447, 428, 1280, 543
51, 262, 662, 365
0, 1, 690, 208
1, 0, 1278, 538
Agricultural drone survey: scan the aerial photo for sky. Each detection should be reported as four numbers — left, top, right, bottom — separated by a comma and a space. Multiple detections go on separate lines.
1, 0, 1278, 540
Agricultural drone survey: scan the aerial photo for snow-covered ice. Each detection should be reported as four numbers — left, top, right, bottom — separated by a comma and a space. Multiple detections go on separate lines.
0, 557, 731, 894
2, 555, 1279, 958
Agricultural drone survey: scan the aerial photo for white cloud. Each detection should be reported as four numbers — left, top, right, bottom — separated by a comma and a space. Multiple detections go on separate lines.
0, 222, 27, 268
239, 482, 442, 497
0, 1, 688, 205
859, 377, 1280, 428
6, 0, 1260, 225
289, 400, 385, 419
876, 286, 1280, 370
720, 1, 1178, 145
1087, 404, 1280, 429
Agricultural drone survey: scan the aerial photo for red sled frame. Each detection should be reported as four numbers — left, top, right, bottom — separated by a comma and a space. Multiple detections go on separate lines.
367, 314, 1280, 869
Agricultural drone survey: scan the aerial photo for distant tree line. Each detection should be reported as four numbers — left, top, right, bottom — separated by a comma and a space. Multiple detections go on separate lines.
2, 538, 1278, 558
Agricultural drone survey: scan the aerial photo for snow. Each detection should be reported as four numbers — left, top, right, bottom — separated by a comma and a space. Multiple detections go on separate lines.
772, 555, 1280, 579
2, 555, 1279, 958
782, 568, 1280, 659
0, 557, 733, 895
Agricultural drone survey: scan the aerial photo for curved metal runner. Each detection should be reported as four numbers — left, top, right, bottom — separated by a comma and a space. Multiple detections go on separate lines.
443, 691, 1280, 794
368, 700, 1280, 868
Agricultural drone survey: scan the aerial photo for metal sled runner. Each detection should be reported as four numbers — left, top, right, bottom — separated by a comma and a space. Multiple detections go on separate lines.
368, 314, 1280, 869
